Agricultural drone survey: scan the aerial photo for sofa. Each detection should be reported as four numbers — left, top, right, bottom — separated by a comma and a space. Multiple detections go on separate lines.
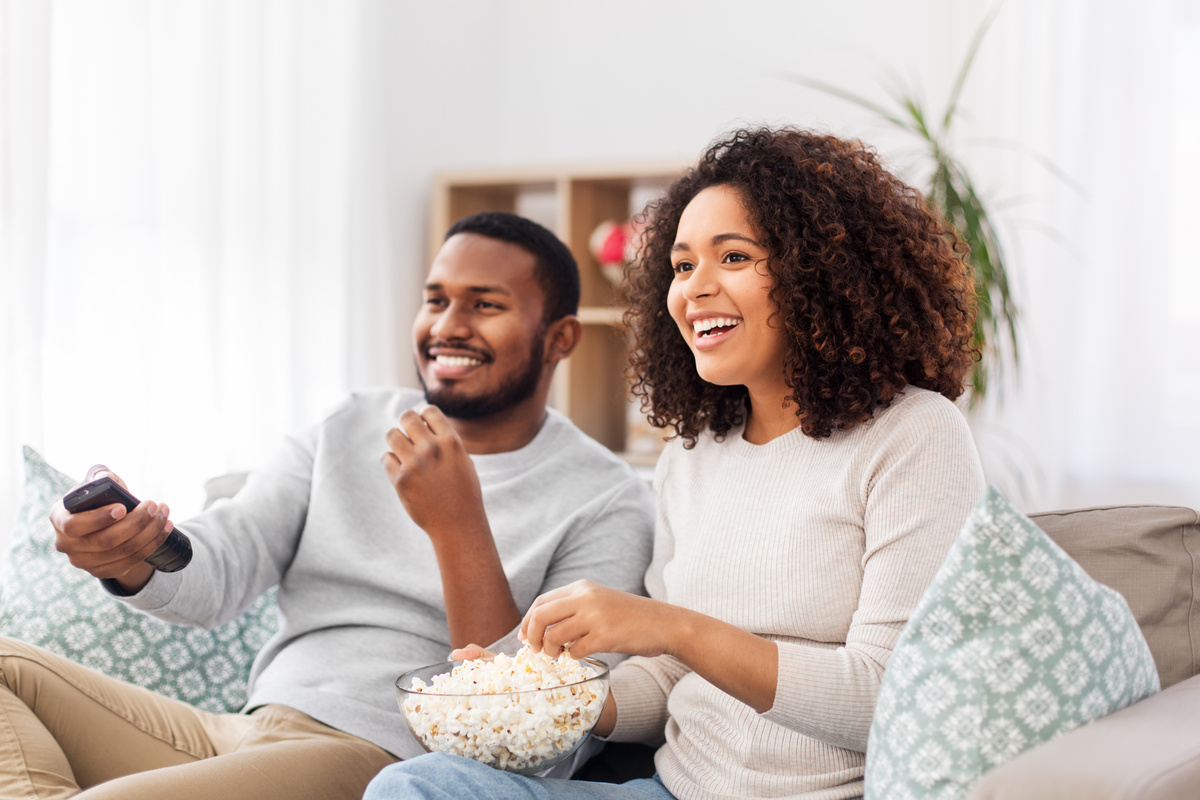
961, 503, 1200, 799
3, 446, 1199, 797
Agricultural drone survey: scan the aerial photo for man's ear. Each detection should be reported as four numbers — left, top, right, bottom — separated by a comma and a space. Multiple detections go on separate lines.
543, 315, 582, 364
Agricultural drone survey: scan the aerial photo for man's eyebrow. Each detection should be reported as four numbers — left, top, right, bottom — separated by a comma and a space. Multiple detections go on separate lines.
423, 282, 513, 295
671, 232, 761, 252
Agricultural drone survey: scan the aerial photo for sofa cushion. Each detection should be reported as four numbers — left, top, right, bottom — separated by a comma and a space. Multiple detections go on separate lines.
864, 485, 1160, 800
0, 446, 278, 713
1029, 504, 1200, 689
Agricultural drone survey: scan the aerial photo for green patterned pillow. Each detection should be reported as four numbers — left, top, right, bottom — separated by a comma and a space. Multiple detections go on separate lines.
0, 446, 278, 713
865, 485, 1160, 799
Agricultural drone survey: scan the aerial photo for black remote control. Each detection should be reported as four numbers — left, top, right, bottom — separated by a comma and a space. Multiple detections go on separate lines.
62, 476, 193, 573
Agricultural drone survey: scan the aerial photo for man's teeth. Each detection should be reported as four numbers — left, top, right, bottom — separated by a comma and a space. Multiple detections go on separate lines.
693, 317, 741, 336
435, 355, 483, 367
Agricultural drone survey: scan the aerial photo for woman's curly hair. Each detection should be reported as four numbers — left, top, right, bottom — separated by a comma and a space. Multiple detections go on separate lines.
624, 126, 979, 446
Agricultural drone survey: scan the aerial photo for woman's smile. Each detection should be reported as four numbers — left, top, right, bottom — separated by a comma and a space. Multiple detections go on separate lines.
667, 184, 789, 400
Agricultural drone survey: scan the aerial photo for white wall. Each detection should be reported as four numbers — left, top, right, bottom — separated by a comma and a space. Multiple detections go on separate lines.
376, 0, 967, 388
5, 0, 1196, 553
372, 0, 1200, 512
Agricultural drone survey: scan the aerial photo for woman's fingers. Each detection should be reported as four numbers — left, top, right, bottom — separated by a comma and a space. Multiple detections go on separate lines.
521, 593, 586, 653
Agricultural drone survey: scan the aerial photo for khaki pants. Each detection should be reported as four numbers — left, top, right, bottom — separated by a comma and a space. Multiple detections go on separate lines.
0, 638, 398, 799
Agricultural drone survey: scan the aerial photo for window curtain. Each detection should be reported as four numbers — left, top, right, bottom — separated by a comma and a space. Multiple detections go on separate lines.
1, 0, 395, 545
956, 0, 1200, 511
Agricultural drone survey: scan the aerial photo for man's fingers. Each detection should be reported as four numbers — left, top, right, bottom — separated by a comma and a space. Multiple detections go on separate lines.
381, 452, 410, 489
57, 504, 172, 578
417, 405, 450, 436
83, 464, 128, 489
384, 426, 414, 460
67, 502, 162, 552
450, 644, 493, 661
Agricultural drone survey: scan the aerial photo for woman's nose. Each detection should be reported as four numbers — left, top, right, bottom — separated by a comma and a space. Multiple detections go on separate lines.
682, 261, 720, 300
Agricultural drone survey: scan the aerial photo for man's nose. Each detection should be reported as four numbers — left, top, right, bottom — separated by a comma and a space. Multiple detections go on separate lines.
430, 303, 471, 340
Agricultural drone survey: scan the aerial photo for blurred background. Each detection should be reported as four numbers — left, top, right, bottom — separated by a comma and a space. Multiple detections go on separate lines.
2, 0, 1198, 549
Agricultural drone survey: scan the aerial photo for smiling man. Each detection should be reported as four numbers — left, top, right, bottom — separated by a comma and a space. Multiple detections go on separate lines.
8, 212, 656, 800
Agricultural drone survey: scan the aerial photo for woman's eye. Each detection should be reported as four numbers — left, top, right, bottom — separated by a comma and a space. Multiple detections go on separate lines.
725, 252, 748, 263
671, 261, 694, 274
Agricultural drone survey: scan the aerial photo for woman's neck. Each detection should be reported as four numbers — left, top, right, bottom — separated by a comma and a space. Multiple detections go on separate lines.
742, 389, 801, 445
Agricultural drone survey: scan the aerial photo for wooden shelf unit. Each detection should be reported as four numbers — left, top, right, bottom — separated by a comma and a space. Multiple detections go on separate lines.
429, 162, 687, 458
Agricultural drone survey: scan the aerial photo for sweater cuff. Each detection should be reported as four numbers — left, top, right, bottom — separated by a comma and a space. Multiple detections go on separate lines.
605, 663, 670, 744
102, 568, 183, 611
761, 641, 878, 752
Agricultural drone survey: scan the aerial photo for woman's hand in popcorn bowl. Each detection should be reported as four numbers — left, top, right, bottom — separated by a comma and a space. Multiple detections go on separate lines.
520, 579, 678, 660
395, 646, 610, 775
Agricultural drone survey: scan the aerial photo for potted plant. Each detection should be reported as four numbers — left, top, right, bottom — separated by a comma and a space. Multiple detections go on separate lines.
785, 8, 1066, 407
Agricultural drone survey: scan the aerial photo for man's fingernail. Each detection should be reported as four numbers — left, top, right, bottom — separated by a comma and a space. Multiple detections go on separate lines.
110, 506, 125, 519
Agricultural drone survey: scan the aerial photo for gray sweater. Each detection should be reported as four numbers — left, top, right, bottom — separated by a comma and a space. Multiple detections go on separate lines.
609, 387, 985, 799
120, 388, 656, 757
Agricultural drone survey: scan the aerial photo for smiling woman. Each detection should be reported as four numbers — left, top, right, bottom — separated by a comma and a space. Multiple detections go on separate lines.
627, 127, 979, 448
665, 185, 788, 443
362, 125, 987, 800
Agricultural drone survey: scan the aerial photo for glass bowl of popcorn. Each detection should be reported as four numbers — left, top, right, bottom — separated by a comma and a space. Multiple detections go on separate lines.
396, 647, 610, 775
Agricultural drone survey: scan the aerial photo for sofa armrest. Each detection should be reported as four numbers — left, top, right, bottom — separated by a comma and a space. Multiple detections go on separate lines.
968, 674, 1200, 799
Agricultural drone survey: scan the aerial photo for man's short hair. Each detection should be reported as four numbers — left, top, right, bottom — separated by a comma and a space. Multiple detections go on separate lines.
445, 212, 580, 322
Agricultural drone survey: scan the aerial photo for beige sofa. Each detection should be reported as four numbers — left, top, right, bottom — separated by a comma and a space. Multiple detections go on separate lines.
575, 503, 1200, 797
964, 504, 1200, 799
144, 478, 1200, 795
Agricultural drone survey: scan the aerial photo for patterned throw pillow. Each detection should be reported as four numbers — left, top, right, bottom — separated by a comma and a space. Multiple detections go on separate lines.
0, 446, 278, 713
865, 485, 1160, 800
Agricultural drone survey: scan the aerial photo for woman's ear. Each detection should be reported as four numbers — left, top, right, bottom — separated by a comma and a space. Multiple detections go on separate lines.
543, 315, 582, 365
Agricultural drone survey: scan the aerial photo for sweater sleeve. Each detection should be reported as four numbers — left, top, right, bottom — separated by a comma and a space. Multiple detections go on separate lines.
484, 475, 656, 655
116, 409, 324, 628
605, 653, 692, 745
760, 394, 984, 751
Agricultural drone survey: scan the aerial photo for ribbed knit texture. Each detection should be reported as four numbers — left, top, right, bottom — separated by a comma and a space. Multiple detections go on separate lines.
117, 388, 656, 758
608, 387, 985, 799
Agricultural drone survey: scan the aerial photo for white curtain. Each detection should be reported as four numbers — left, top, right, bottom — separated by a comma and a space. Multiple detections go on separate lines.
956, 0, 1200, 511
1, 0, 395, 545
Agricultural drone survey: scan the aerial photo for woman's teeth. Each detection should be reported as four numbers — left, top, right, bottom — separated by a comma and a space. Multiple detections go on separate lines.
435, 355, 483, 367
693, 317, 741, 337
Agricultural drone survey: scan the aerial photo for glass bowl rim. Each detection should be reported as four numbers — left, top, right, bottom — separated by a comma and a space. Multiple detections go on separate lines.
395, 654, 610, 698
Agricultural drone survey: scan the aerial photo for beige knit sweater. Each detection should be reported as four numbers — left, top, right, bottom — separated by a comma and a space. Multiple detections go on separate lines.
607, 387, 986, 799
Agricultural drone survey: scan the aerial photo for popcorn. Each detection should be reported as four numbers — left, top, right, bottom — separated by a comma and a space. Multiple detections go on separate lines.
401, 647, 608, 773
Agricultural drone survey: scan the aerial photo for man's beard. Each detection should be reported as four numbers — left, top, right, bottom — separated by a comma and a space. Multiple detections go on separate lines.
419, 335, 546, 420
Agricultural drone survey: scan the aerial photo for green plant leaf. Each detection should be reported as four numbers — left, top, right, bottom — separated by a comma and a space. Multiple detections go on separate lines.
779, 2, 1075, 409
777, 72, 919, 134
941, 3, 1003, 133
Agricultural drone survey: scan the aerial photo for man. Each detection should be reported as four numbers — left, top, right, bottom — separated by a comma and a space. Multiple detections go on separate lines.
2, 212, 655, 799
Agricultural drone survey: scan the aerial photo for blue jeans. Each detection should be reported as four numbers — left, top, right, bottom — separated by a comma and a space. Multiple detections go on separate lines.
364, 752, 676, 800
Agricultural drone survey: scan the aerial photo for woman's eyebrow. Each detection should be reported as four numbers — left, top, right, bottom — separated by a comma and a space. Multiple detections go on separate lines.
671, 232, 762, 254
711, 232, 761, 247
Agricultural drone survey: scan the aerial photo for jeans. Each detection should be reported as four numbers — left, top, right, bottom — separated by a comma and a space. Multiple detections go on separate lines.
364, 752, 677, 800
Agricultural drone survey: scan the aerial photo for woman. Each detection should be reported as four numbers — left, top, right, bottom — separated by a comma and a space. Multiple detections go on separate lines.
365, 127, 986, 799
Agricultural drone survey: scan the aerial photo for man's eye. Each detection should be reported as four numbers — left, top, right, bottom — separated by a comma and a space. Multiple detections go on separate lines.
477, 301, 501, 310
672, 261, 694, 274
425, 297, 447, 307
